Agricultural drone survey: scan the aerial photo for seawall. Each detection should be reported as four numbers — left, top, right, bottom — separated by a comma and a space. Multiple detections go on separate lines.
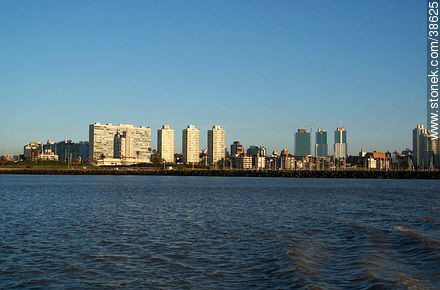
0, 168, 439, 179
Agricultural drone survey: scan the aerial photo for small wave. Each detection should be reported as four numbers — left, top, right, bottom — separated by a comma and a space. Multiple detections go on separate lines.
395, 225, 440, 248
0, 243, 14, 250
419, 215, 436, 222
167, 253, 186, 259
89, 254, 130, 260
422, 205, 440, 214
151, 256, 167, 263
85, 269, 102, 276
209, 271, 225, 278
60, 265, 81, 273
100, 239, 115, 245
396, 274, 429, 290
304, 284, 323, 290
286, 239, 327, 276
115, 242, 133, 248
418, 215, 440, 225
17, 279, 51, 287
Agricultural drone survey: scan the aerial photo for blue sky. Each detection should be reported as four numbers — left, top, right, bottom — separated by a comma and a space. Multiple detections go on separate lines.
0, 0, 426, 155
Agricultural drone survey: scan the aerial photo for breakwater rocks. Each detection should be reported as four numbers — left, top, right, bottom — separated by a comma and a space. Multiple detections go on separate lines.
0, 168, 439, 179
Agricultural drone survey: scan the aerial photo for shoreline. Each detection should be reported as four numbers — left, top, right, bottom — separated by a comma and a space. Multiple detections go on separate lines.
0, 168, 439, 179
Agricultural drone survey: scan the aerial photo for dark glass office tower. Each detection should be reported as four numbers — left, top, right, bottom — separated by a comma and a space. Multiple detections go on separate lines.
315, 129, 328, 157
295, 129, 311, 157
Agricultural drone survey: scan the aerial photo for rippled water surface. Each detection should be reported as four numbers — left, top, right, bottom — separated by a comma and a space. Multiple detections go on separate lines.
1, 175, 440, 288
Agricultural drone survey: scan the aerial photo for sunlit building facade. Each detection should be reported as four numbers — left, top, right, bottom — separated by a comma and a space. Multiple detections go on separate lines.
89, 123, 151, 165
208, 125, 226, 164
158, 124, 175, 163
182, 124, 200, 164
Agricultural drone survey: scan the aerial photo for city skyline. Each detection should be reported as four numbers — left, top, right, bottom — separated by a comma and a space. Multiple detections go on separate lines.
3, 121, 414, 156
0, 0, 426, 155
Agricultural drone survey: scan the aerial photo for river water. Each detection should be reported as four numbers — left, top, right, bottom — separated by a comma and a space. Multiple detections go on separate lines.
0, 175, 439, 288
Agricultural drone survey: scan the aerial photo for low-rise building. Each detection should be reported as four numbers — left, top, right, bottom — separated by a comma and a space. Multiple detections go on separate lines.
40, 149, 59, 161
56, 140, 89, 163
23, 142, 43, 159
233, 155, 252, 169
367, 158, 377, 169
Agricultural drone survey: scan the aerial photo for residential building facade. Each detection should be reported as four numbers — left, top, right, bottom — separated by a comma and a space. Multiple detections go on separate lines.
158, 124, 175, 163
231, 141, 244, 156
182, 124, 200, 164
413, 124, 434, 169
208, 125, 226, 164
89, 123, 151, 165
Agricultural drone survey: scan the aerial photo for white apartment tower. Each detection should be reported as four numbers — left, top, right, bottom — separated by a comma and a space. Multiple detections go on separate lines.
89, 123, 151, 165
413, 124, 434, 169
182, 124, 200, 164
208, 125, 226, 164
158, 124, 175, 163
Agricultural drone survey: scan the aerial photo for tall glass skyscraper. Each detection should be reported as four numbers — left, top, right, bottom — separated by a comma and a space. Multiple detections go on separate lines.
315, 129, 328, 157
334, 127, 347, 159
295, 129, 311, 157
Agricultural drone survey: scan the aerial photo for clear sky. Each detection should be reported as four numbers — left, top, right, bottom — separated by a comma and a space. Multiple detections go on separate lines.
0, 0, 426, 155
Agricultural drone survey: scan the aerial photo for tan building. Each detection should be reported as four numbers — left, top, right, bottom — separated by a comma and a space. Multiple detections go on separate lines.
89, 123, 151, 165
182, 124, 200, 164
208, 125, 225, 164
158, 124, 175, 163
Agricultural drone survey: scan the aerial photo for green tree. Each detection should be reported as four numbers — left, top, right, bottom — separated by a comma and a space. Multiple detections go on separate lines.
151, 151, 163, 165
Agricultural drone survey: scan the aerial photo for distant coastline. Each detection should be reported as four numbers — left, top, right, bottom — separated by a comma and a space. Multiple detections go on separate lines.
1, 168, 439, 179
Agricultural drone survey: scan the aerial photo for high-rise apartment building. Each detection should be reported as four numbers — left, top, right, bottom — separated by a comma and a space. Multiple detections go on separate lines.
413, 124, 434, 169
334, 127, 347, 159
295, 129, 311, 157
208, 125, 226, 164
315, 129, 328, 157
89, 123, 151, 165
230, 141, 244, 156
158, 124, 175, 163
182, 124, 200, 164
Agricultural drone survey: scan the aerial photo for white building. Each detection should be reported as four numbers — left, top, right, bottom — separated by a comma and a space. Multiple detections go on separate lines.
24, 142, 43, 159
208, 125, 226, 164
158, 124, 175, 163
413, 124, 434, 169
23, 142, 58, 161
367, 158, 377, 169
182, 124, 200, 164
252, 156, 266, 169
89, 123, 151, 165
